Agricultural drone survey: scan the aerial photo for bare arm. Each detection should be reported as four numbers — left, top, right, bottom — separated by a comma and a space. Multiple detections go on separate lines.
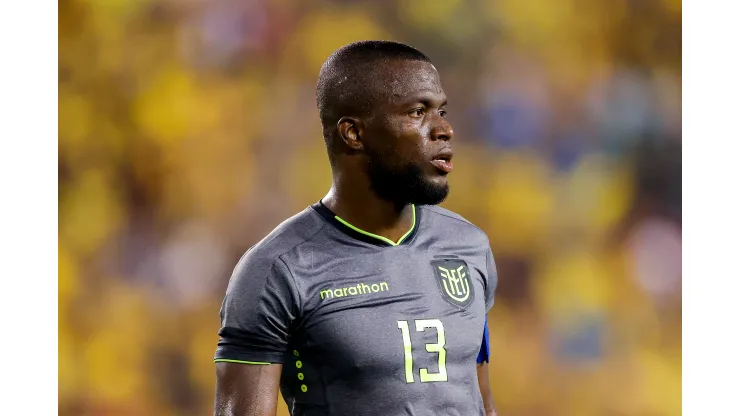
477, 361, 497, 416
214, 362, 283, 416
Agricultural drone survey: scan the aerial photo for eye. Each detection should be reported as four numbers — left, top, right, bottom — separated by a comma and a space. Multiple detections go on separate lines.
408, 108, 424, 118
440, 109, 447, 118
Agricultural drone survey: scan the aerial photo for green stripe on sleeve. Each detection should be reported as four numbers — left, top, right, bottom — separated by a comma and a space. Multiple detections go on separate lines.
214, 359, 271, 365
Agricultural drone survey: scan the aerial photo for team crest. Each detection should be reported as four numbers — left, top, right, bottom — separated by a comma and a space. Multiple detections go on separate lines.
431, 259, 474, 309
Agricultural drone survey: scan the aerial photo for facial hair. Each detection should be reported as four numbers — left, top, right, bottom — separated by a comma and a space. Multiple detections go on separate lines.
366, 152, 449, 206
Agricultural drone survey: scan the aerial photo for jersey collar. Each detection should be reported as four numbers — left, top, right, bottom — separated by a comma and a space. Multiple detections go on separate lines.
311, 201, 420, 247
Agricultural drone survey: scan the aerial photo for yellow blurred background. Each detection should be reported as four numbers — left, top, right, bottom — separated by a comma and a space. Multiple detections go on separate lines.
59, 0, 681, 415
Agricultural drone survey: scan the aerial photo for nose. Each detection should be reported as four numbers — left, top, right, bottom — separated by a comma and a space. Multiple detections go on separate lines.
431, 114, 454, 142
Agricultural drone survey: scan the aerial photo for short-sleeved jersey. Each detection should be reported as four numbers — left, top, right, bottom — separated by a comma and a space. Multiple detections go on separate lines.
215, 202, 498, 416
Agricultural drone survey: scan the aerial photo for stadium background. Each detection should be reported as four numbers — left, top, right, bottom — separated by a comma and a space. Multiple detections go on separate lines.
58, 0, 681, 415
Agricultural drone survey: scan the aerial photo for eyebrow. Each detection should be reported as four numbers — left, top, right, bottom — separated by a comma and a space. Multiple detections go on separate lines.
397, 92, 447, 108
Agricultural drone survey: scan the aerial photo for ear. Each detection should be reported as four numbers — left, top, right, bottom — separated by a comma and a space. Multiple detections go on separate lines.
337, 116, 364, 152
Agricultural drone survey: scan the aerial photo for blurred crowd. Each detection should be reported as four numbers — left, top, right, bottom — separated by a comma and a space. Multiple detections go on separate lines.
59, 0, 681, 415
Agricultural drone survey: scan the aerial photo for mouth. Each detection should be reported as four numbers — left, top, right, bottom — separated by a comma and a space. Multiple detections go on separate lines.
430, 150, 454, 174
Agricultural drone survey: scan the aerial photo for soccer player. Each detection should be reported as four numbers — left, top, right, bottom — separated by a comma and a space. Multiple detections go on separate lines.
214, 40, 498, 416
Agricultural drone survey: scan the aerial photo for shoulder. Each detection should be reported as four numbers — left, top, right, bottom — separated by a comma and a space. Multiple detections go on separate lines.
234, 207, 327, 276
419, 205, 490, 245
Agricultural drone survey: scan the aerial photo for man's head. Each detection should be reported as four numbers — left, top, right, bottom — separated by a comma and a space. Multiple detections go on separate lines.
316, 40, 455, 206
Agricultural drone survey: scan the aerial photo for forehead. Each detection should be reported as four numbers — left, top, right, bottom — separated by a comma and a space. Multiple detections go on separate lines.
376, 60, 445, 105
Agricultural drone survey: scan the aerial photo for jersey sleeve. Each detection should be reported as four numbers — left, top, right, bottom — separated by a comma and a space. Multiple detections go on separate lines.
476, 316, 491, 364
484, 247, 498, 312
214, 250, 300, 364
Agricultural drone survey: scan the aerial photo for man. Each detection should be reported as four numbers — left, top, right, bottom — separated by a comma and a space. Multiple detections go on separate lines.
214, 40, 498, 416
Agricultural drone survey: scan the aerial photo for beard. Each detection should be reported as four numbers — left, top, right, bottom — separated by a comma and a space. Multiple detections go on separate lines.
367, 153, 449, 206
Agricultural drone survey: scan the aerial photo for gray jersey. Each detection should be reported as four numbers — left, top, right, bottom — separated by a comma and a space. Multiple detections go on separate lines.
215, 202, 498, 416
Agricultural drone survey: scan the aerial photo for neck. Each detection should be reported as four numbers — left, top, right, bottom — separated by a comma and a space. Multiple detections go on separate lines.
322, 171, 414, 244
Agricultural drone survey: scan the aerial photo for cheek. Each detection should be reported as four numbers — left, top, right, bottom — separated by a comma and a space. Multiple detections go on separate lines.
372, 118, 428, 163
398, 123, 430, 155
407, 132, 431, 164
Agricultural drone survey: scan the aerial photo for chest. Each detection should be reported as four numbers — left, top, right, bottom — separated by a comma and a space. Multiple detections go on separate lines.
291, 248, 487, 381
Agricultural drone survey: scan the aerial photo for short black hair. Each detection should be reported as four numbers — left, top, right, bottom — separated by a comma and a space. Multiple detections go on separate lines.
316, 40, 431, 150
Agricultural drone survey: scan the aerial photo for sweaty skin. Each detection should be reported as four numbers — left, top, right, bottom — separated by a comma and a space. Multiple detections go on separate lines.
326, 59, 453, 242
214, 363, 282, 416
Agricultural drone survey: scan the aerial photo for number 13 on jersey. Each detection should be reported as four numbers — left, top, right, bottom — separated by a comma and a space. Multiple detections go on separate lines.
397, 319, 448, 383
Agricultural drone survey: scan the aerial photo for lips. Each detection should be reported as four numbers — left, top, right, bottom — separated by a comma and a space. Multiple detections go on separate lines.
431, 149, 454, 174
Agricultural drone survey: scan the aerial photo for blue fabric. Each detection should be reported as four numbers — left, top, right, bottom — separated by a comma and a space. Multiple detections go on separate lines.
476, 316, 490, 364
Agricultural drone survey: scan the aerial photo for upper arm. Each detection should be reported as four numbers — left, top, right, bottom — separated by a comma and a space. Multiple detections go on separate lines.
214, 251, 300, 415
476, 317, 496, 414
214, 362, 283, 416
477, 361, 496, 416
477, 285, 496, 415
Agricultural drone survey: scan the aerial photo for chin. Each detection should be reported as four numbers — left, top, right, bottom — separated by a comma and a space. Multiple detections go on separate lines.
428, 173, 449, 185
411, 178, 449, 206
423, 174, 449, 191
368, 161, 449, 205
